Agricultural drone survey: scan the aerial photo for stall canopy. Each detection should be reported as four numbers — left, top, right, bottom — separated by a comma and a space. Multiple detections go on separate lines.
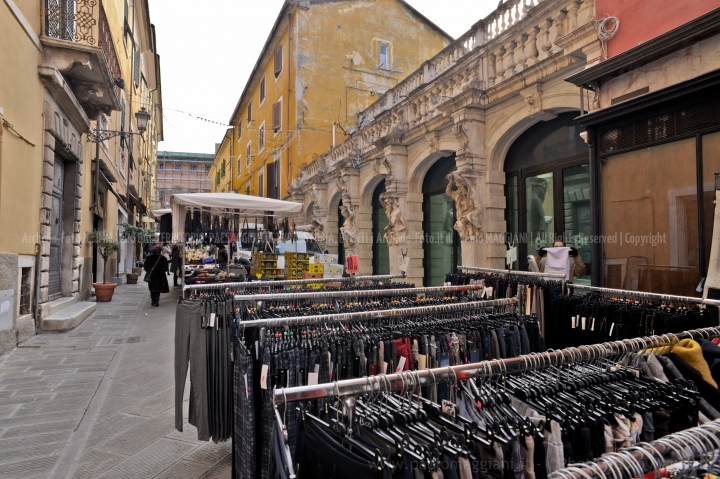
151, 208, 172, 218
171, 192, 303, 238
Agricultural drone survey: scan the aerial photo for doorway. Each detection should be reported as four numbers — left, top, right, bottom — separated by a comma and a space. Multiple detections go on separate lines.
49, 157, 65, 300
372, 180, 390, 275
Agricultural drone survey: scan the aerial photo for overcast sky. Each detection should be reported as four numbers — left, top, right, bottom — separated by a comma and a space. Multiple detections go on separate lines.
149, 0, 498, 155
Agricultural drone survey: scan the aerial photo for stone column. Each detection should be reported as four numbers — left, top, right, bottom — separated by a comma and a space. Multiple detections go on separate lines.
380, 144, 411, 279
449, 107, 501, 269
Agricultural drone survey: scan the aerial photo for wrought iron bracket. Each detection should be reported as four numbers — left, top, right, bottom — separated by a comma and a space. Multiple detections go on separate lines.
87, 130, 142, 143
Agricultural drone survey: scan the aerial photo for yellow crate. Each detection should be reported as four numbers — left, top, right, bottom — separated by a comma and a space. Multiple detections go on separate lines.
308, 264, 324, 274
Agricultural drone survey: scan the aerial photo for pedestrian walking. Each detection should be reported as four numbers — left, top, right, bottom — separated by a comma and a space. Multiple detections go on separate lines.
144, 245, 170, 307
162, 242, 172, 275
217, 244, 228, 271
171, 243, 183, 288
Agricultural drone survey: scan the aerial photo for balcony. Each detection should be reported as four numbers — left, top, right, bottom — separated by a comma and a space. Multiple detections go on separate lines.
40, 0, 122, 121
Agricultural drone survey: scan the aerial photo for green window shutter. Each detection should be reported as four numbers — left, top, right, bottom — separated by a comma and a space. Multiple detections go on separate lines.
133, 48, 140, 86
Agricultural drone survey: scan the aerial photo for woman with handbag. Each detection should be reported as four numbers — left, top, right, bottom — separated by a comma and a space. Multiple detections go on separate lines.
144, 245, 170, 307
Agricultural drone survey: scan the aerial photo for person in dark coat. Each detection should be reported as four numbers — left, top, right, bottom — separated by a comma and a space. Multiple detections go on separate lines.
144, 245, 170, 306
170, 243, 183, 288
217, 244, 228, 271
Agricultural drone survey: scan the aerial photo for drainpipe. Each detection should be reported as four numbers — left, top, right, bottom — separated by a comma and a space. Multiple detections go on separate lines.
34, 111, 44, 333
332, 123, 336, 147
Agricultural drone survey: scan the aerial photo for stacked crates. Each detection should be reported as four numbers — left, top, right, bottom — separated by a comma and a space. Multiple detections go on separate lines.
250, 252, 279, 279
284, 252, 310, 279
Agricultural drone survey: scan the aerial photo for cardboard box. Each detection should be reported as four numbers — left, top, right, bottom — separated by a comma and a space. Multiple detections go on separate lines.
315, 254, 339, 264
302, 272, 323, 280
308, 263, 324, 274
325, 264, 344, 275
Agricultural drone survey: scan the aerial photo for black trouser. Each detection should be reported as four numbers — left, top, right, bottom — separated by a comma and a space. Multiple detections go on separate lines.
173, 271, 179, 287
150, 291, 160, 305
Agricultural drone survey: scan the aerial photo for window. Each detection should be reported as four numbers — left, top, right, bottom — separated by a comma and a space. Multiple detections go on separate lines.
246, 142, 252, 167
237, 121, 242, 139
20, 267, 32, 316
158, 162, 164, 170
267, 160, 279, 199
259, 122, 266, 151
379, 42, 390, 70
205, 164, 211, 172
133, 47, 141, 86
259, 170, 264, 197
273, 100, 282, 133
246, 181, 250, 196
274, 44, 283, 78
190, 163, 197, 171
260, 75, 266, 104
174, 162, 181, 171
220, 159, 226, 177
247, 103, 252, 123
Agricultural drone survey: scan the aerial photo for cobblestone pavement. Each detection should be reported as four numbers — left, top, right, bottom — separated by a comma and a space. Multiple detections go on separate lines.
0, 282, 231, 479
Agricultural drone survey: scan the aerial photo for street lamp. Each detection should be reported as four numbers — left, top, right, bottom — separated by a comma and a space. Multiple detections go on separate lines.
88, 107, 150, 212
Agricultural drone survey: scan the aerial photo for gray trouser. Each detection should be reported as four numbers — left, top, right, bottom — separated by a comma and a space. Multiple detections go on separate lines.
175, 301, 210, 441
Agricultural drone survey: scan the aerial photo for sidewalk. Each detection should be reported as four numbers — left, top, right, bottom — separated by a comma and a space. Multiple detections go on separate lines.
0, 282, 231, 479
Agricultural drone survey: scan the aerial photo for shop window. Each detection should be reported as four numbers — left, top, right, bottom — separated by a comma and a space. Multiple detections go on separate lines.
602, 138, 698, 295
423, 155, 458, 286
372, 180, 390, 275
504, 112, 589, 275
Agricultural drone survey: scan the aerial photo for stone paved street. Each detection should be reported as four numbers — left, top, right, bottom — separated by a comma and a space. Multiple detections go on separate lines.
0, 283, 231, 479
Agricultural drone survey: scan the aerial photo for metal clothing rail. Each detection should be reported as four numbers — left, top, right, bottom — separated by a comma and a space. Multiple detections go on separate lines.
458, 265, 565, 279
566, 283, 720, 308
550, 419, 720, 479
233, 284, 486, 302
183, 274, 404, 292
272, 325, 720, 404
239, 296, 518, 329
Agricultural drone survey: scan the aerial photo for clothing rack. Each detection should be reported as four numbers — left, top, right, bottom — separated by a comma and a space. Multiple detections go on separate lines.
272, 325, 720, 403
232, 284, 486, 302
182, 274, 404, 292
458, 265, 566, 279
238, 296, 518, 329
550, 419, 720, 479
566, 283, 720, 307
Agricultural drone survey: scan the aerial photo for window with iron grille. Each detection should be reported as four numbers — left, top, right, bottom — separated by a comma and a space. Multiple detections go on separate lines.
273, 101, 282, 133
20, 268, 32, 316
274, 44, 283, 78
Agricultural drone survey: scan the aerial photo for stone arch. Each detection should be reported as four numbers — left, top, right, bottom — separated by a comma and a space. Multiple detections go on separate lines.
407, 128, 458, 194
488, 90, 582, 172
360, 173, 386, 207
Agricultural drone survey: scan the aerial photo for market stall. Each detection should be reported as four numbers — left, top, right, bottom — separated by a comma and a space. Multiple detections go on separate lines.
170, 192, 304, 286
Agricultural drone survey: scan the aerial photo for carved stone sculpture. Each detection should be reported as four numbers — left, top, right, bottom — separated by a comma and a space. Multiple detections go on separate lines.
445, 172, 483, 239
379, 193, 406, 246
339, 203, 357, 248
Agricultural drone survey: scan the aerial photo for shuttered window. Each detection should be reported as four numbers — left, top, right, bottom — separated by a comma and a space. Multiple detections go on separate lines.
247, 103, 252, 123
259, 123, 265, 150
272, 101, 281, 132
274, 44, 283, 78
267, 161, 277, 199
133, 47, 140, 86
260, 76, 266, 104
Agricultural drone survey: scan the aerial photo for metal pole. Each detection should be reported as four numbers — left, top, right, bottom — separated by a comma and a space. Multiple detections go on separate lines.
233, 284, 485, 302
273, 325, 720, 403
182, 274, 405, 293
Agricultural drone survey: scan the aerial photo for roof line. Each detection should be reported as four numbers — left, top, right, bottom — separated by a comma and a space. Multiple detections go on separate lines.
396, 0, 454, 42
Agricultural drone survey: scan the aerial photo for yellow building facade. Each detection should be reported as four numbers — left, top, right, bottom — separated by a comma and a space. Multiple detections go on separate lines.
0, 0, 161, 354
211, 0, 452, 200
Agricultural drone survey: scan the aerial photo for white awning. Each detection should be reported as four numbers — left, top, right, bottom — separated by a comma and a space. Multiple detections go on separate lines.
170, 192, 303, 239
151, 208, 172, 217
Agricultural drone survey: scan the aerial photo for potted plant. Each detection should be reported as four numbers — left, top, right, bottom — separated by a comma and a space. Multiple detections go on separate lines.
120, 223, 154, 281
87, 230, 121, 302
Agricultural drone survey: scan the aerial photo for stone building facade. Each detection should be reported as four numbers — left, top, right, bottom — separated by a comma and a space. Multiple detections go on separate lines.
156, 151, 214, 206
291, 0, 601, 286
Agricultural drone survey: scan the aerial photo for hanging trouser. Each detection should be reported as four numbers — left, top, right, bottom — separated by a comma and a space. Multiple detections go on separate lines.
175, 300, 210, 441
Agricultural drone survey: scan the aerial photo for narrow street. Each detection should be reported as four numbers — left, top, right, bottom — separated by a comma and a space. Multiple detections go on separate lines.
0, 284, 230, 479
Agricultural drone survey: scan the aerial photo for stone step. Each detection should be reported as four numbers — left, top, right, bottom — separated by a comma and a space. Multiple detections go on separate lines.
42, 302, 96, 332
48, 296, 78, 315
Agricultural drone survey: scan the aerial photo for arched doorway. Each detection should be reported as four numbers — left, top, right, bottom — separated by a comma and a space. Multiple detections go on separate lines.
372, 180, 390, 275
504, 112, 590, 275
423, 155, 459, 286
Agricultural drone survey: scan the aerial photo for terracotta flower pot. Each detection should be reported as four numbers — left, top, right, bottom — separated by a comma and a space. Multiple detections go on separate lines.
93, 283, 117, 302
126, 273, 139, 285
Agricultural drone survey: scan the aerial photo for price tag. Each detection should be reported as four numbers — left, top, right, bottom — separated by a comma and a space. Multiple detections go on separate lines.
418, 354, 427, 370
506, 246, 518, 267
308, 372, 319, 386
260, 364, 269, 390
209, 313, 216, 328
581, 317, 586, 330
571, 316, 577, 329
395, 356, 407, 372
244, 374, 249, 398
345, 255, 359, 274
591, 318, 596, 331
609, 323, 615, 336
442, 400, 457, 418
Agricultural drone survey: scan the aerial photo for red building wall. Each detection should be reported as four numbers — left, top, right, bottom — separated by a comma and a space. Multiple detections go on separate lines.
596, 0, 720, 58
